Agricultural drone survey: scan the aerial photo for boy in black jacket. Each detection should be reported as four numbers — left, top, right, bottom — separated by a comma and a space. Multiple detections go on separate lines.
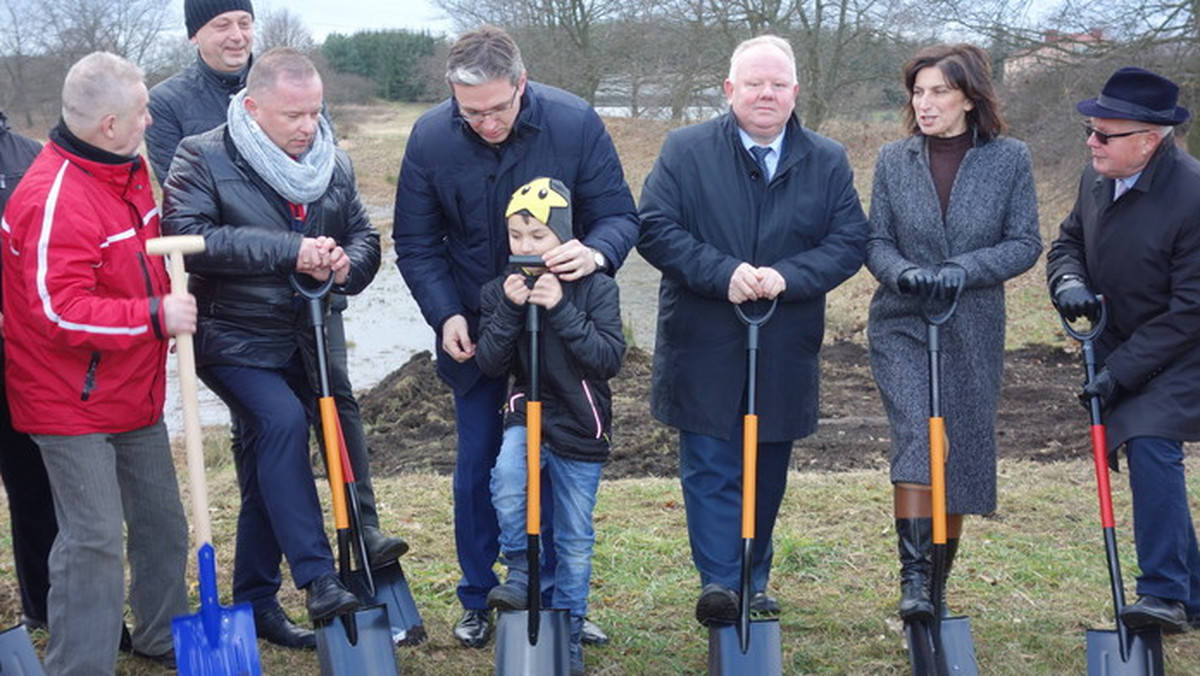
476, 177, 624, 675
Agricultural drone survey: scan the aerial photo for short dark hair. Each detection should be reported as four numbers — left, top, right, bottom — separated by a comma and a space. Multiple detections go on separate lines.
901, 44, 1006, 142
445, 25, 524, 87
246, 47, 320, 97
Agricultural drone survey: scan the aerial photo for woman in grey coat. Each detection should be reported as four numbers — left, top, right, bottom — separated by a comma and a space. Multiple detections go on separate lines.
866, 44, 1042, 622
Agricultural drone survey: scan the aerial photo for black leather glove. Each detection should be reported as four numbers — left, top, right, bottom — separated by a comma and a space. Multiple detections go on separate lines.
1080, 368, 1120, 409
1053, 277, 1101, 322
936, 265, 966, 300
898, 268, 938, 297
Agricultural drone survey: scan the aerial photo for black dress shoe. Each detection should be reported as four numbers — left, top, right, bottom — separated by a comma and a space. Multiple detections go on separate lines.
254, 602, 317, 650
454, 608, 493, 648
362, 526, 409, 568
305, 573, 360, 622
1122, 595, 1188, 634
581, 617, 609, 646
750, 592, 781, 617
695, 583, 739, 626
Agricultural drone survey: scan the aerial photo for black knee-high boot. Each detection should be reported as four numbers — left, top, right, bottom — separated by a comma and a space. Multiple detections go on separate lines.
896, 518, 935, 621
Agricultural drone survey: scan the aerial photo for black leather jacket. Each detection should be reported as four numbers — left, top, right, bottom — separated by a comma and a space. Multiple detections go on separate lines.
161, 126, 380, 369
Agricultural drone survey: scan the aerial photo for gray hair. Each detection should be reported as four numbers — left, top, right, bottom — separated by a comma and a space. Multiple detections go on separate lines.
728, 35, 797, 84
61, 52, 145, 133
445, 25, 524, 87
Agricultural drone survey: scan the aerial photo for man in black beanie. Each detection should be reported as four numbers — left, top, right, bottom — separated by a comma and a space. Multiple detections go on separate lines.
148, 0, 411, 652
146, 0, 255, 185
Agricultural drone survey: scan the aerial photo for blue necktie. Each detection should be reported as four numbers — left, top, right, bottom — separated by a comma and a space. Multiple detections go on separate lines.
750, 146, 772, 181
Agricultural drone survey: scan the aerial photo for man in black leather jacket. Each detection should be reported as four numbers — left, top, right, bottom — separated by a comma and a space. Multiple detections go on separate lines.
152, 1, 407, 649
162, 47, 379, 636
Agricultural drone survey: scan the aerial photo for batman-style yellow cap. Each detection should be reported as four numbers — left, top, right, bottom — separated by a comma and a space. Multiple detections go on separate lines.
505, 177, 573, 242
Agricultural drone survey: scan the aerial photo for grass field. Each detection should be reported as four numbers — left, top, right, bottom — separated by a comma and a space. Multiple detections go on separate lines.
4, 100, 1199, 674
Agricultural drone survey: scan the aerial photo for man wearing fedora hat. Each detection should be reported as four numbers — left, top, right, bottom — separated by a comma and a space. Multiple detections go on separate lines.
1048, 66, 1200, 634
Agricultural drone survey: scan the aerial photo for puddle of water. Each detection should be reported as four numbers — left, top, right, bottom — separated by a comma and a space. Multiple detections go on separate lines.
162, 259, 433, 435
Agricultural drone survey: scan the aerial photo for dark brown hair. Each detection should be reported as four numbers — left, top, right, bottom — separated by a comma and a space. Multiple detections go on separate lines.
901, 44, 1006, 142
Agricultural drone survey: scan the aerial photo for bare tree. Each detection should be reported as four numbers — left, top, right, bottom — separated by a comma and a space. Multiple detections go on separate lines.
0, 0, 177, 128
256, 7, 316, 53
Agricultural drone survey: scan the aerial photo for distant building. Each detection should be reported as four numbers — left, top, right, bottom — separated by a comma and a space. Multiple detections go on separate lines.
1005, 29, 1107, 82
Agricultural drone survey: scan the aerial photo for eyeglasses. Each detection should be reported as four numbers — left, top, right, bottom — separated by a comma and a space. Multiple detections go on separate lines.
1082, 123, 1153, 145
459, 88, 519, 123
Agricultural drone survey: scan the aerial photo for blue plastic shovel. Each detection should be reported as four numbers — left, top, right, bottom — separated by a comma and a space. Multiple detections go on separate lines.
149, 236, 261, 675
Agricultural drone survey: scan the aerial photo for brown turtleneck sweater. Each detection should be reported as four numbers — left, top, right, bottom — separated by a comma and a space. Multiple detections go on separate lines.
927, 131, 972, 219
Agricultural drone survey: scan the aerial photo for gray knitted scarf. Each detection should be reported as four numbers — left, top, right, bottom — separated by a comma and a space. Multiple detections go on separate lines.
226, 89, 335, 204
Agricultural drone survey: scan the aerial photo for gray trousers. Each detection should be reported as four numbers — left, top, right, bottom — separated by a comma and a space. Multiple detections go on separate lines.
34, 421, 188, 674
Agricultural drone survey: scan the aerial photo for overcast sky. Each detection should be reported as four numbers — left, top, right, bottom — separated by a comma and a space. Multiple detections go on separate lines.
188, 0, 457, 41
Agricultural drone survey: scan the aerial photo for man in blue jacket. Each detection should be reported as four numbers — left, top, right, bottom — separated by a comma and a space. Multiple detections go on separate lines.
638, 35, 868, 626
393, 25, 638, 648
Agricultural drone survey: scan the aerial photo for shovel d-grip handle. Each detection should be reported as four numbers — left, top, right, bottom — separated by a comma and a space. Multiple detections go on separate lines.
524, 295, 545, 645
734, 298, 776, 654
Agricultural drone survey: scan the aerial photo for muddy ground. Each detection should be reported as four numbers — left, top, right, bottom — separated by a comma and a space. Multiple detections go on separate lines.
359, 340, 1089, 479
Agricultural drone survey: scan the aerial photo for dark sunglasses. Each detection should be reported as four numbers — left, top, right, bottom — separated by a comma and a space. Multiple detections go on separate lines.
1082, 122, 1153, 145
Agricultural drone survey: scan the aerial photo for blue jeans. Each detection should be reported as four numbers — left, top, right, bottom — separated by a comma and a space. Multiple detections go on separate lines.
680, 426, 792, 593
1126, 436, 1200, 615
491, 425, 602, 631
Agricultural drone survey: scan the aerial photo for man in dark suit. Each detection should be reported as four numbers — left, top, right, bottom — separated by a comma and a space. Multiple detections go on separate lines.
638, 35, 868, 626
1048, 66, 1200, 633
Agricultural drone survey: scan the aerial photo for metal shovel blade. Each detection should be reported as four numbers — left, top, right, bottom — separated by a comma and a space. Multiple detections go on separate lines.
172, 544, 261, 676
348, 562, 426, 646
707, 620, 782, 675
1086, 628, 1163, 675
933, 616, 978, 675
315, 604, 399, 676
0, 623, 44, 675
493, 609, 570, 675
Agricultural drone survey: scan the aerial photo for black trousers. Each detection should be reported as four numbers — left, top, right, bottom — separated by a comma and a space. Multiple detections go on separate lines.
0, 342, 58, 625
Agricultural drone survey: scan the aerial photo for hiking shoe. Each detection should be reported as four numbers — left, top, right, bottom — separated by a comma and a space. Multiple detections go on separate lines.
581, 616, 609, 645
750, 592, 781, 617
486, 581, 529, 611
695, 583, 739, 626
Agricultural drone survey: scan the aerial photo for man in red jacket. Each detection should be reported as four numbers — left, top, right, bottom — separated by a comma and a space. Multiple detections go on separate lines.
1, 51, 196, 673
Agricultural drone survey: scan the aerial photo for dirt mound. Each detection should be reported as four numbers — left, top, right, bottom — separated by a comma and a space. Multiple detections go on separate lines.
359, 341, 1089, 479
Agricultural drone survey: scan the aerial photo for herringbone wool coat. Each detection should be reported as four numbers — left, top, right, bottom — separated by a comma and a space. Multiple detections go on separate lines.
866, 133, 1042, 514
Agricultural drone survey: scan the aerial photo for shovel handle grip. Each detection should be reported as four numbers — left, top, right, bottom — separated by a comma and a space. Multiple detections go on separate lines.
320, 397, 350, 530
742, 414, 758, 538
527, 402, 542, 536
930, 416, 947, 545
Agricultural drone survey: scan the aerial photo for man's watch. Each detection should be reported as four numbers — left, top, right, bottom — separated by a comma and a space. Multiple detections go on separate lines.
591, 248, 607, 271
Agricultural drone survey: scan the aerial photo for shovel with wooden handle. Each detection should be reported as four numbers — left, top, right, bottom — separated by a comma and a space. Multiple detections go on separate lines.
151, 235, 262, 676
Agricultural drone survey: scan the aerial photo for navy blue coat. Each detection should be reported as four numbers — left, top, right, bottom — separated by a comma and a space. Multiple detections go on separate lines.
638, 114, 868, 441
393, 82, 639, 394
1048, 141, 1200, 453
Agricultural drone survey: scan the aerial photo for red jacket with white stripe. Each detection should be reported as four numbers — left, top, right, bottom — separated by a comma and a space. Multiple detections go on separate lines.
1, 129, 170, 435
